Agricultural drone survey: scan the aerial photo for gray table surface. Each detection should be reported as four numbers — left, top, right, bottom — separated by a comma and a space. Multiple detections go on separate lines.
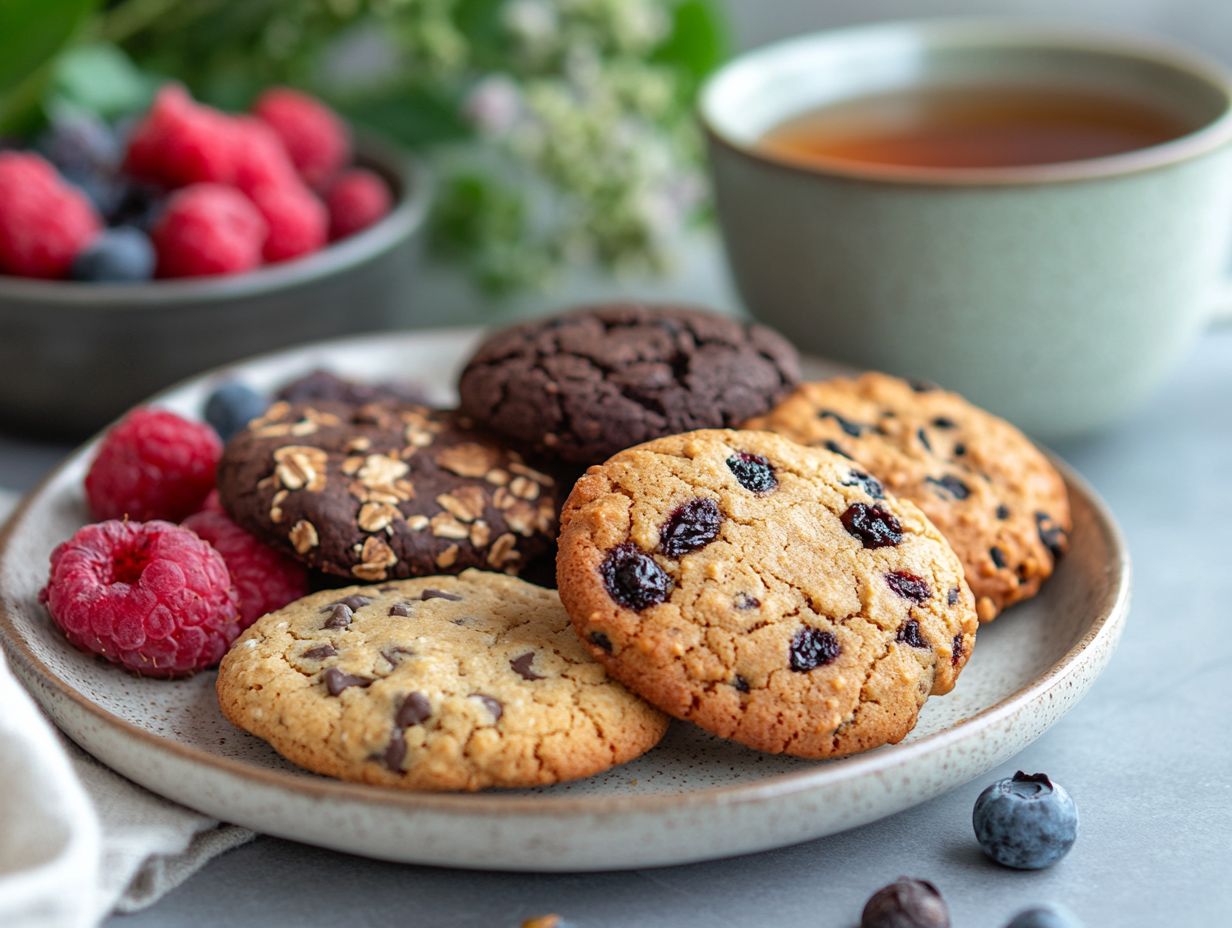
0, 322, 1225, 928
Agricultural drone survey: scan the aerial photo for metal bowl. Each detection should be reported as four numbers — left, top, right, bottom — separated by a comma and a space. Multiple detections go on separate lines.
0, 137, 431, 438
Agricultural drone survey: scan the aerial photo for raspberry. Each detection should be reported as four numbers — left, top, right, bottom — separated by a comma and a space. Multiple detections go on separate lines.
39, 520, 241, 677
85, 407, 222, 522
153, 184, 267, 278
182, 510, 308, 627
0, 152, 101, 278
253, 87, 351, 190
247, 183, 327, 263
123, 85, 239, 188
325, 169, 392, 240
231, 116, 300, 195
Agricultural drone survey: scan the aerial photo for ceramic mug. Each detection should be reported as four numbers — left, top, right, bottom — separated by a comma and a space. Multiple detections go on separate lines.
701, 20, 1232, 439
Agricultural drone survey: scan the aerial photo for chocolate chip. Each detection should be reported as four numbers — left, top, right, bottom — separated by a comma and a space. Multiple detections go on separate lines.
916, 427, 932, 452
388, 602, 413, 617
384, 729, 406, 772
947, 587, 960, 605
588, 631, 613, 653
896, 620, 929, 648
996, 504, 1010, 520
841, 503, 903, 549
886, 571, 930, 603
471, 693, 503, 721
789, 627, 841, 672
510, 651, 544, 681
659, 497, 722, 557
733, 592, 760, 610
421, 589, 462, 602
725, 452, 777, 494
323, 603, 353, 629
600, 542, 671, 611
381, 646, 414, 666
953, 442, 966, 457
931, 416, 957, 429
952, 634, 965, 665
324, 668, 373, 695
396, 691, 432, 726
379, 585, 398, 592
303, 644, 337, 660
926, 474, 970, 500
819, 409, 865, 437
334, 594, 372, 611
732, 675, 750, 693
824, 439, 854, 460
1035, 511, 1067, 560
841, 470, 885, 500
990, 546, 1007, 568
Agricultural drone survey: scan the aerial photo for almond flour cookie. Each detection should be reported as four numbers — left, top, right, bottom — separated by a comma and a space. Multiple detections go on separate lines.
744, 374, 1071, 621
216, 570, 668, 790
556, 430, 978, 759
457, 303, 800, 466
217, 401, 559, 582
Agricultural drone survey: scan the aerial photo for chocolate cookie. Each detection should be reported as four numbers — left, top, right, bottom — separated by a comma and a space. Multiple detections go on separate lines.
217, 401, 559, 583
457, 304, 800, 465
217, 571, 668, 790
555, 430, 978, 759
745, 374, 1071, 621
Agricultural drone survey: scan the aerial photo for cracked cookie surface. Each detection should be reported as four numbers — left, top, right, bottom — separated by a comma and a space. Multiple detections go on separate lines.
555, 430, 978, 759
217, 401, 560, 582
457, 303, 800, 466
216, 570, 668, 790
744, 374, 1071, 621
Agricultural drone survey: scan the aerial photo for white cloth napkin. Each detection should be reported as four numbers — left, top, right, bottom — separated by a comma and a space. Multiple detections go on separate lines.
0, 490, 253, 928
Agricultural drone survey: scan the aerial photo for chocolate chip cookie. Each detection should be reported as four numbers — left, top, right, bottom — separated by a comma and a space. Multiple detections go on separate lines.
555, 430, 978, 759
744, 374, 1071, 621
217, 401, 559, 583
217, 571, 668, 790
457, 303, 800, 465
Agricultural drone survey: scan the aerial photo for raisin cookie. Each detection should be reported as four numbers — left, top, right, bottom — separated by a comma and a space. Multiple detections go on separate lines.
556, 430, 978, 759
457, 303, 800, 465
745, 374, 1071, 621
217, 401, 559, 582
217, 570, 668, 790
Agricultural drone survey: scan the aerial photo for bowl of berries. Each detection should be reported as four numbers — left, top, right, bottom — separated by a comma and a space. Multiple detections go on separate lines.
0, 85, 430, 438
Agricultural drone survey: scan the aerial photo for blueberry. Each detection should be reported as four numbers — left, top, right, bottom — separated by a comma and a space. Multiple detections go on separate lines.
36, 111, 120, 178
204, 382, 269, 442
861, 877, 950, 928
70, 228, 155, 283
1004, 904, 1084, 928
973, 771, 1078, 869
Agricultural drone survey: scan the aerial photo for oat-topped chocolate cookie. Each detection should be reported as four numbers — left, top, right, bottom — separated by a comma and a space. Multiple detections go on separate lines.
457, 303, 800, 466
556, 430, 978, 759
217, 401, 559, 582
217, 571, 668, 790
745, 374, 1072, 621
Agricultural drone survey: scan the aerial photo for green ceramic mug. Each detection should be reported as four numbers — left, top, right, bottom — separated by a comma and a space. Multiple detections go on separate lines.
701, 20, 1232, 439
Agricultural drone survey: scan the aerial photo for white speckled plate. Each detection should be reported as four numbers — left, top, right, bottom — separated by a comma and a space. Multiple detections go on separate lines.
0, 329, 1130, 871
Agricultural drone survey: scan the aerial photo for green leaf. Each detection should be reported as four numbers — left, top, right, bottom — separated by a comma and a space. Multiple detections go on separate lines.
654, 0, 728, 97
0, 0, 100, 132
336, 84, 471, 148
50, 42, 156, 118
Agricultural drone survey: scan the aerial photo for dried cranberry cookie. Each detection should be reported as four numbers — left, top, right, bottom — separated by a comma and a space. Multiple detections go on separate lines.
744, 374, 1071, 621
556, 430, 978, 759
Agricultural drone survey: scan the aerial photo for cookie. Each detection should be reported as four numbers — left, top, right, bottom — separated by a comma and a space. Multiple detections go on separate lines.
217, 570, 668, 790
555, 429, 978, 759
217, 401, 560, 583
275, 369, 430, 407
744, 374, 1071, 621
457, 303, 800, 465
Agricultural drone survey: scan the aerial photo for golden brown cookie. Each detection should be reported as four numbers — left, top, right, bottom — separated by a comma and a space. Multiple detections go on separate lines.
745, 374, 1071, 621
217, 571, 668, 791
555, 430, 978, 759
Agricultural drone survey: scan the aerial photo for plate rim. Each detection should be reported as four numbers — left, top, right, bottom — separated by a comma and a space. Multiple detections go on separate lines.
0, 328, 1132, 818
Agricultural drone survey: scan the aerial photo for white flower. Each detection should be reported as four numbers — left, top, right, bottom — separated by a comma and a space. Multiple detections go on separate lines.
464, 74, 522, 136
505, 0, 559, 47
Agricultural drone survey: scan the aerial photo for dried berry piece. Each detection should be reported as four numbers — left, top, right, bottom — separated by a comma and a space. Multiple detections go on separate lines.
886, 571, 930, 603
841, 470, 885, 500
861, 877, 950, 928
819, 409, 866, 437
725, 452, 777, 494
947, 587, 960, 606
395, 691, 432, 726
510, 651, 544, 680
600, 543, 671, 611
931, 416, 957, 429
917, 427, 933, 452
789, 627, 841, 672
952, 634, 965, 665
897, 621, 929, 649
824, 439, 854, 460
841, 503, 903, 549
659, 497, 722, 557
733, 592, 760, 610
990, 546, 1007, 569
996, 504, 1011, 520
926, 475, 971, 500
953, 443, 967, 457
732, 675, 751, 692
1036, 511, 1068, 561
324, 668, 372, 695
589, 631, 613, 653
